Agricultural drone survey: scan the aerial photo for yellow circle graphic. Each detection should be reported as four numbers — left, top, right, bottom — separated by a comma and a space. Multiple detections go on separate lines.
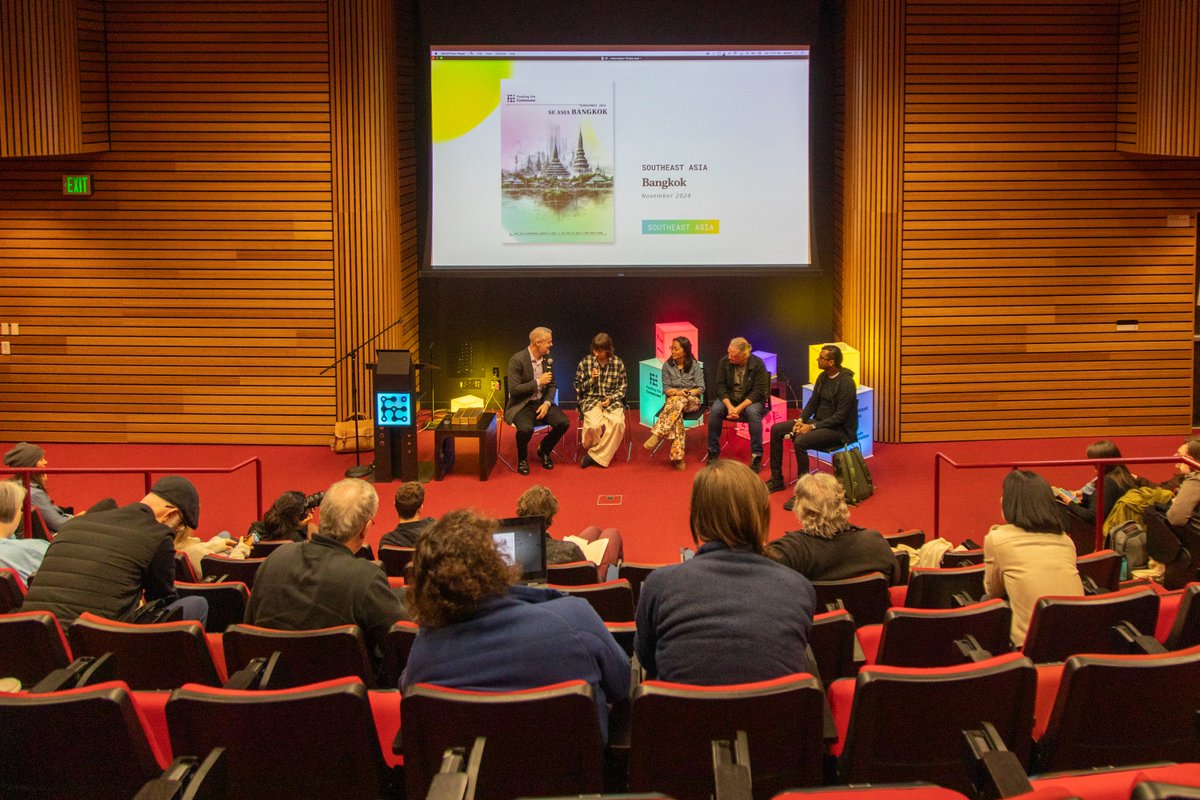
431, 59, 512, 142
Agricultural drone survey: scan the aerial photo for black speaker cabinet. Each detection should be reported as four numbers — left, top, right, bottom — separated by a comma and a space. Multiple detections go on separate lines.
373, 349, 417, 482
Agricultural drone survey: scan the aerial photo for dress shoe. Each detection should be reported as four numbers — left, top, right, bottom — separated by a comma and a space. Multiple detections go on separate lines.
673, 459, 687, 471
538, 450, 554, 470
750, 454, 763, 472
644, 434, 661, 451
517, 459, 530, 475
765, 477, 786, 493
783, 496, 796, 512
581, 454, 596, 469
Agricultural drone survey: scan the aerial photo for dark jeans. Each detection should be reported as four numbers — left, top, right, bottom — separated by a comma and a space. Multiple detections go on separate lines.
512, 402, 569, 460
166, 595, 209, 627
769, 420, 846, 479
707, 399, 765, 456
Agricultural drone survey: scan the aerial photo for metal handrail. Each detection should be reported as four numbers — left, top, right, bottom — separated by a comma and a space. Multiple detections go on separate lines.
2, 459, 263, 540
933, 452, 1197, 552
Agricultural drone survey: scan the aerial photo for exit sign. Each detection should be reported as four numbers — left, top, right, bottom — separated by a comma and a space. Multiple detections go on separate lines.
63, 175, 92, 196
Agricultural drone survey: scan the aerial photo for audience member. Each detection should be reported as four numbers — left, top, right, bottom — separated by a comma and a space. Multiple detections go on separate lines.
401, 508, 629, 740
1058, 440, 1150, 526
4, 442, 73, 533
22, 476, 208, 624
0, 482, 49, 583
246, 490, 318, 542
1167, 437, 1200, 536
174, 524, 250, 578
380, 481, 435, 547
984, 469, 1083, 646
768, 473, 898, 582
516, 484, 624, 580
244, 478, 407, 672
635, 460, 815, 684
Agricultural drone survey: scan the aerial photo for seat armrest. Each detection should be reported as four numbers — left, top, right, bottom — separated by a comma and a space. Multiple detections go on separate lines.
712, 732, 753, 800
955, 635, 995, 663
963, 722, 1034, 800
951, 591, 976, 607
30, 653, 116, 692
1081, 575, 1103, 595
1113, 620, 1168, 654
223, 654, 276, 690
133, 748, 228, 800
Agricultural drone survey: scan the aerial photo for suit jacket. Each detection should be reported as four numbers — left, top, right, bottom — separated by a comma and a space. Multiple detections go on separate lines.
714, 354, 770, 406
505, 347, 558, 424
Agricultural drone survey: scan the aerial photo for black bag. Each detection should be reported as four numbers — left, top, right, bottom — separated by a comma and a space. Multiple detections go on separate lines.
130, 597, 183, 625
833, 446, 874, 505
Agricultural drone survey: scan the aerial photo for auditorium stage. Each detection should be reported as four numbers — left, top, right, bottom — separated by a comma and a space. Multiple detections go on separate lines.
23, 428, 1188, 565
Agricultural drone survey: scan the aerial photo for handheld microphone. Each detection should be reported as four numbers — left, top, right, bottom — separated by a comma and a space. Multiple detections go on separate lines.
544, 357, 553, 374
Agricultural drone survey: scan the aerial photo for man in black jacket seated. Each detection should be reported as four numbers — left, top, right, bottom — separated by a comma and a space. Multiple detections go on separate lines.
707, 337, 772, 472
245, 477, 408, 672
766, 344, 859, 511
22, 475, 208, 624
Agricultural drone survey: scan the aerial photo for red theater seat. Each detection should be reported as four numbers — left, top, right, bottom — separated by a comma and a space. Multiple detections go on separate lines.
68, 612, 226, 689
0, 680, 171, 800
629, 673, 827, 800
222, 623, 376, 688
857, 599, 1013, 667
402, 679, 604, 800
166, 676, 391, 800
1022, 586, 1160, 664
0, 610, 72, 688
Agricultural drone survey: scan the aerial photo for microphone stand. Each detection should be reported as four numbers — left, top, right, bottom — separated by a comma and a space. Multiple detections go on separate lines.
320, 316, 405, 475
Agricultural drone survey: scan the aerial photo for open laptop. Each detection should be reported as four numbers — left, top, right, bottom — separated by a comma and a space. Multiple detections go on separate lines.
493, 515, 548, 584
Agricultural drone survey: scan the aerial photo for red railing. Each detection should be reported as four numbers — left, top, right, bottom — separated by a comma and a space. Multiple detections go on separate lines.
2, 459, 263, 540
933, 452, 1196, 552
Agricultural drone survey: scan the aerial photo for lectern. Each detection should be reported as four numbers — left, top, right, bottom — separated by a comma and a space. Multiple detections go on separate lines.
373, 350, 417, 482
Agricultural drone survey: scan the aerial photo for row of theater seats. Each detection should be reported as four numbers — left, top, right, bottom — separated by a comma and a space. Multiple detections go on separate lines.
5, 645, 1200, 800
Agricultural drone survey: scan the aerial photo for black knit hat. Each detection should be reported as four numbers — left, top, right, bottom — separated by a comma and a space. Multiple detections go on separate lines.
3, 442, 45, 469
150, 475, 200, 529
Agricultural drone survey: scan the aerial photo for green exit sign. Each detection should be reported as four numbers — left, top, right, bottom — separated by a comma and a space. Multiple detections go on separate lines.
62, 175, 92, 196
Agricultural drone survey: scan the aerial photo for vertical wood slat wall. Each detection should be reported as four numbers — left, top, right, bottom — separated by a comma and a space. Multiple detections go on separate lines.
0, 0, 83, 157
328, 0, 411, 421
840, 0, 905, 443
895, 0, 1200, 441
0, 0, 404, 444
76, 0, 109, 152
1131, 0, 1200, 157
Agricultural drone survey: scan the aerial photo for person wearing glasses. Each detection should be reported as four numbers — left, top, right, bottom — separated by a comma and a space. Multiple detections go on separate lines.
765, 344, 858, 511
505, 326, 570, 475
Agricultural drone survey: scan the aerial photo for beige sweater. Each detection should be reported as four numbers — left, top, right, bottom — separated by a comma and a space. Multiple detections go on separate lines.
983, 523, 1083, 647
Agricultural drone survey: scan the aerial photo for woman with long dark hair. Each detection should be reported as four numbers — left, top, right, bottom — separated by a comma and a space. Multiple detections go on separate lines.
644, 336, 705, 471
1061, 440, 1149, 526
985, 469, 1084, 646
3, 442, 72, 533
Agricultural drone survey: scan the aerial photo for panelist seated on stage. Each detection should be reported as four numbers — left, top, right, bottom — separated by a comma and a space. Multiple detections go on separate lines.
505, 326, 570, 476
644, 335, 705, 471
573, 332, 628, 470
767, 344, 858, 504
707, 337, 771, 472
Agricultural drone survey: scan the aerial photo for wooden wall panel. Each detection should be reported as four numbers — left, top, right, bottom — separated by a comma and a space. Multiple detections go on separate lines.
898, 0, 1200, 441
841, 0, 905, 442
0, 1, 338, 443
0, 0, 83, 157
328, 0, 410, 420
1132, 0, 1200, 156
77, 0, 110, 151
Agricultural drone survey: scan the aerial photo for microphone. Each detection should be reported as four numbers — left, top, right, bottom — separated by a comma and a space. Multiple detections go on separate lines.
544, 357, 553, 375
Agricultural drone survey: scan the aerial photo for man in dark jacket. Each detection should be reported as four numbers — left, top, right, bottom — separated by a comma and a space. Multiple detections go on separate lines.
22, 475, 207, 624
707, 337, 772, 471
245, 477, 408, 673
766, 345, 859, 507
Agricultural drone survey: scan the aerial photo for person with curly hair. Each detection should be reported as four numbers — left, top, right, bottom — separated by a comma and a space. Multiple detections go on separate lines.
767, 473, 898, 583
635, 460, 816, 684
400, 508, 629, 739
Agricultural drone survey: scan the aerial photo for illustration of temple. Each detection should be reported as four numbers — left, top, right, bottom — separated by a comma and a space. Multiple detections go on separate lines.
569, 131, 590, 173
542, 142, 571, 178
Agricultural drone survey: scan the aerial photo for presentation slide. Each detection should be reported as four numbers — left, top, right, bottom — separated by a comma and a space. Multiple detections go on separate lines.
428, 46, 811, 270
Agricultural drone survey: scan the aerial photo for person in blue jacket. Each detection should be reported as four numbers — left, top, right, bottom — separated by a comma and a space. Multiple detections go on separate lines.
636, 459, 816, 684
401, 508, 630, 741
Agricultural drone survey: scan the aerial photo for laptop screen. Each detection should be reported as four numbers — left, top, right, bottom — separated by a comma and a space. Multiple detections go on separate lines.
493, 515, 547, 583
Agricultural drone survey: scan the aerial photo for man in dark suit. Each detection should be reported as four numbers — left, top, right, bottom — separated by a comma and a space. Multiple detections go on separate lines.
707, 337, 771, 472
505, 326, 570, 475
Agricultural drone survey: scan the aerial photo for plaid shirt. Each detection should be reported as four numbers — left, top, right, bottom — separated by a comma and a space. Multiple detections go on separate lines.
574, 354, 627, 413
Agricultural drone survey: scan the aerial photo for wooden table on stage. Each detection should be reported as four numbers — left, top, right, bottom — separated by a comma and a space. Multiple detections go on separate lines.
434, 412, 498, 481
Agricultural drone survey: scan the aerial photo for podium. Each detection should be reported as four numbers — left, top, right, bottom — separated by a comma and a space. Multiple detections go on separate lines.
373, 350, 417, 482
